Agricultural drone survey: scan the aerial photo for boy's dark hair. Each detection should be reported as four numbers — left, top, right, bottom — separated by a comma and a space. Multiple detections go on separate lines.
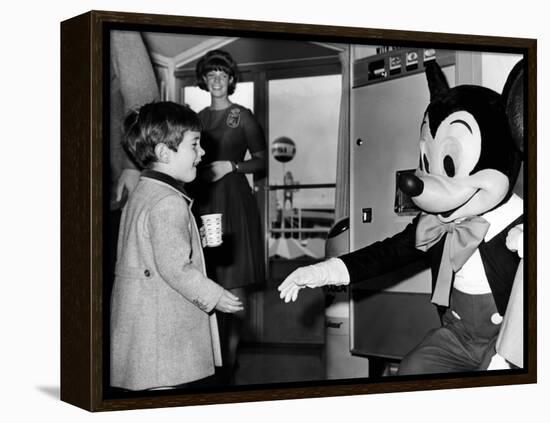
122, 101, 202, 169
195, 49, 238, 95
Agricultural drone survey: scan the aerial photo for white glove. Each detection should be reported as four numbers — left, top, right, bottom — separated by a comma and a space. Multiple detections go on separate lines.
278, 258, 350, 303
487, 353, 512, 370
506, 224, 524, 258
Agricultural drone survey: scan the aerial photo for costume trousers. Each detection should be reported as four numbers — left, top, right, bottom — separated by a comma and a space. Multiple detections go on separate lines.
398, 288, 502, 375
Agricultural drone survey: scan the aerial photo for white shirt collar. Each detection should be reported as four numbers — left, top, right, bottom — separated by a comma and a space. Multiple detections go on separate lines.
482, 193, 523, 241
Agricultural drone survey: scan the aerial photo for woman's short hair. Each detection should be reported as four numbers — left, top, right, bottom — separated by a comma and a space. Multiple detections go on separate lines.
122, 101, 202, 169
195, 49, 239, 95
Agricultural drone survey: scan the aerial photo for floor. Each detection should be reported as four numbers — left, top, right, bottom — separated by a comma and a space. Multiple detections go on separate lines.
230, 341, 392, 389
233, 342, 325, 386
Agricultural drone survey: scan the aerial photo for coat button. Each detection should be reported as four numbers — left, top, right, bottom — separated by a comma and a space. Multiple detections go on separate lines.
491, 313, 503, 324
144, 269, 151, 277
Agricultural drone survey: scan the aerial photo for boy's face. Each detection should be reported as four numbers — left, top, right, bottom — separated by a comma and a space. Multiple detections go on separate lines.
167, 130, 204, 183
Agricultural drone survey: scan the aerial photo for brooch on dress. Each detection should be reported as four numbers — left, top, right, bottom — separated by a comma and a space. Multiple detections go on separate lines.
226, 107, 241, 128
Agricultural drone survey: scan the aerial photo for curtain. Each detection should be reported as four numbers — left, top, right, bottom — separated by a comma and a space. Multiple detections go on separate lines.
335, 47, 351, 221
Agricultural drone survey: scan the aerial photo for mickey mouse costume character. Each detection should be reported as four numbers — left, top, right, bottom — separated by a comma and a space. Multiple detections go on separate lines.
279, 59, 525, 375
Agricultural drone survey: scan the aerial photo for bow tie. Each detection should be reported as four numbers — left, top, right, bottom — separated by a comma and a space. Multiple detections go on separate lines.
416, 214, 490, 307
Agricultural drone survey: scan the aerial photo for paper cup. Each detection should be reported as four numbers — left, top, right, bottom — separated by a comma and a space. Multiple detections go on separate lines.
200, 213, 223, 247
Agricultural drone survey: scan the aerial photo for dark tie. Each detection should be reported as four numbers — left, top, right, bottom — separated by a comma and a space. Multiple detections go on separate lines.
415, 214, 490, 307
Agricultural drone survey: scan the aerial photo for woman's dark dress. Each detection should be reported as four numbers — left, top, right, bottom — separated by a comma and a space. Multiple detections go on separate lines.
193, 104, 265, 289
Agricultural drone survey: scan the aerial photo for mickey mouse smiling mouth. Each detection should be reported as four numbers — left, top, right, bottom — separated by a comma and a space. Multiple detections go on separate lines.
399, 109, 510, 223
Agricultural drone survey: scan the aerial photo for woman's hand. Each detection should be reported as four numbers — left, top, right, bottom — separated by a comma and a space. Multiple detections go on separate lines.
199, 226, 207, 248
200, 161, 233, 182
214, 290, 243, 313
116, 168, 141, 201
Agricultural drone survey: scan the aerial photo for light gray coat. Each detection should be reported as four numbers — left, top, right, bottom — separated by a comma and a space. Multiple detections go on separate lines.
110, 176, 223, 390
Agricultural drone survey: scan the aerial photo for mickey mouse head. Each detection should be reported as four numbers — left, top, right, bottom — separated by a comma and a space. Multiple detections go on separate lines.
400, 61, 524, 223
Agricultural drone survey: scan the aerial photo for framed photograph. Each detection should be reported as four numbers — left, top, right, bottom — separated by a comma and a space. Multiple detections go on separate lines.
61, 10, 536, 411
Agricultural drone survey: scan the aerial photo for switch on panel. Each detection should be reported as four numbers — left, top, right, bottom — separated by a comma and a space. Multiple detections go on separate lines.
362, 208, 372, 223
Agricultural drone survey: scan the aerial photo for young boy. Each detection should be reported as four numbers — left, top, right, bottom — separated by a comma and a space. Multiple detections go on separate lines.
110, 101, 243, 391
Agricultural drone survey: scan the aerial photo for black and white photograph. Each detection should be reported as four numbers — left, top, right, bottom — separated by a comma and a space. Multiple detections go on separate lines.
7, 0, 547, 420
106, 29, 529, 395
59, 12, 537, 409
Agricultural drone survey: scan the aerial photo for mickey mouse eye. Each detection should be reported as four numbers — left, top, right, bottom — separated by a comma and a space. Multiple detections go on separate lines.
443, 155, 455, 177
423, 154, 430, 174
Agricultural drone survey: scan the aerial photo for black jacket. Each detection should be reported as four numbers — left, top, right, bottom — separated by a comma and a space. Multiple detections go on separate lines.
339, 213, 523, 316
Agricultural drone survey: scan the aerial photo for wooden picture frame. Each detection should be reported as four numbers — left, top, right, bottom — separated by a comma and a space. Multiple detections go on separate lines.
60, 10, 536, 411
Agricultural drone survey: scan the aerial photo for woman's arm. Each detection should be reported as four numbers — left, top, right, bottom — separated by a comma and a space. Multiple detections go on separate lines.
232, 150, 266, 174
202, 151, 266, 182
238, 108, 267, 175
111, 31, 159, 203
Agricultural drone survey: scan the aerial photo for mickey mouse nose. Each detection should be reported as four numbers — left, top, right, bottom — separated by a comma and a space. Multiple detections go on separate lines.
399, 173, 424, 197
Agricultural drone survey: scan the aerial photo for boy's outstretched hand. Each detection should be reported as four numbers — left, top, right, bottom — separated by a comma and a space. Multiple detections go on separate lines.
215, 290, 243, 313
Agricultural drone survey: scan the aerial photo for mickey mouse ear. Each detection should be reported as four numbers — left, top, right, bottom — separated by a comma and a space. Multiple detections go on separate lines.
425, 61, 450, 100
502, 59, 524, 155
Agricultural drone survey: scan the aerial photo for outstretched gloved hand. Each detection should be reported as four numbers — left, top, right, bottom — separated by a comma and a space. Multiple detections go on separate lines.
278, 258, 350, 303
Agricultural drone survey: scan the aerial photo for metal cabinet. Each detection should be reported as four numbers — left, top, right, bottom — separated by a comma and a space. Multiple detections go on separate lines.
349, 50, 455, 359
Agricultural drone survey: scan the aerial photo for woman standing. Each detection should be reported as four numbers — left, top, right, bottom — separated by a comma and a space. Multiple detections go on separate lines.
193, 49, 266, 383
